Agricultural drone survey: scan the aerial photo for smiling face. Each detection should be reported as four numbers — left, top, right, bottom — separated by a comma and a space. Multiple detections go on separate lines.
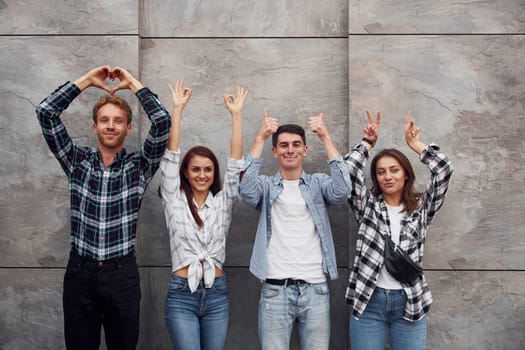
374, 155, 408, 204
93, 103, 132, 150
272, 132, 308, 174
184, 155, 215, 196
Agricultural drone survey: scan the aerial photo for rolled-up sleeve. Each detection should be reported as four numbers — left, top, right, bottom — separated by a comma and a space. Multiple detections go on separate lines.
322, 156, 352, 205
238, 156, 264, 209
159, 149, 181, 205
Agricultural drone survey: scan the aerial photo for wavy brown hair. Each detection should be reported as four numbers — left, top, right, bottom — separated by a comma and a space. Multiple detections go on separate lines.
370, 148, 421, 214
92, 94, 132, 124
180, 146, 221, 228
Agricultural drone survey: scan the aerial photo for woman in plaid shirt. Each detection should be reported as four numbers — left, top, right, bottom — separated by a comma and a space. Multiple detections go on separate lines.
345, 111, 453, 350
159, 81, 247, 350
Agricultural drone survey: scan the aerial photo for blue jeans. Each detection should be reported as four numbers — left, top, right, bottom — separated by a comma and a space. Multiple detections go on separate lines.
349, 287, 427, 350
165, 274, 229, 350
258, 281, 330, 350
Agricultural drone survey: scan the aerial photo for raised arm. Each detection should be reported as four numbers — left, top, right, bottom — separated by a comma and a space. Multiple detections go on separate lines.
223, 86, 248, 160
308, 112, 340, 159
167, 80, 192, 151
404, 111, 426, 155
404, 111, 453, 224
249, 111, 279, 158
345, 111, 381, 220
108, 67, 170, 178
37, 66, 116, 175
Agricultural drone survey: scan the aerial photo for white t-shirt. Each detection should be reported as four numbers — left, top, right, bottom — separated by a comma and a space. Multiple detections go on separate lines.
266, 179, 326, 283
376, 203, 404, 290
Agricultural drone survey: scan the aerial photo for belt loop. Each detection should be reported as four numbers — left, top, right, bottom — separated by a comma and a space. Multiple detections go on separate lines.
283, 279, 289, 287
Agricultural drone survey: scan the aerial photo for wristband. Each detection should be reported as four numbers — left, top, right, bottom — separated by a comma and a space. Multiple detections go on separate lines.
362, 137, 375, 146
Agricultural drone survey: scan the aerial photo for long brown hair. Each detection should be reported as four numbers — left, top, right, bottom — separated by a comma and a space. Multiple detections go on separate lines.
180, 146, 221, 228
370, 148, 420, 214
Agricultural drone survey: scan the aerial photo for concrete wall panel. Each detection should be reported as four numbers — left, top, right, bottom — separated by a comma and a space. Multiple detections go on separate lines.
348, 35, 525, 270
426, 271, 525, 350
0, 269, 64, 349
141, 0, 347, 37
0, 0, 138, 35
349, 0, 525, 34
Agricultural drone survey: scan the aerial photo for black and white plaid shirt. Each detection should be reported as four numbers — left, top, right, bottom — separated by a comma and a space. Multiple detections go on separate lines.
37, 82, 171, 261
344, 143, 453, 321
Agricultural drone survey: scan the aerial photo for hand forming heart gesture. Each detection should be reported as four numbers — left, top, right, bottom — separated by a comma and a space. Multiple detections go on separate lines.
74, 65, 144, 94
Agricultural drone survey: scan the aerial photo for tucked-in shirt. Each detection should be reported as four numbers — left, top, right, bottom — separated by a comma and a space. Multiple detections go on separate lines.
266, 179, 325, 283
159, 149, 243, 293
344, 143, 453, 322
238, 155, 352, 281
36, 81, 171, 261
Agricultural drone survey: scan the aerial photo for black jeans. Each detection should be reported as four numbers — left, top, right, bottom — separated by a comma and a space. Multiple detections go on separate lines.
63, 251, 141, 350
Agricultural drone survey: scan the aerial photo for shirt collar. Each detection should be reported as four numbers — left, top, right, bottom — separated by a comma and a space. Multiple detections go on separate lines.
94, 148, 127, 168
271, 169, 307, 186
192, 193, 212, 209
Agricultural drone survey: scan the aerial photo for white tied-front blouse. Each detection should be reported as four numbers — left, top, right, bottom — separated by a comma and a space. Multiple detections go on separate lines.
159, 149, 243, 292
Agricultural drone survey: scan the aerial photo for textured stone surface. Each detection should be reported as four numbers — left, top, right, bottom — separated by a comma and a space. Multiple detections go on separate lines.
348, 35, 525, 270
349, 0, 525, 34
141, 0, 348, 37
0, 0, 137, 35
426, 271, 525, 349
1, 1, 524, 350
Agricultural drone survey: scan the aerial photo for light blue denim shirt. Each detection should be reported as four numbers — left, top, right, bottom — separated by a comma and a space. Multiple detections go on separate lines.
239, 155, 352, 281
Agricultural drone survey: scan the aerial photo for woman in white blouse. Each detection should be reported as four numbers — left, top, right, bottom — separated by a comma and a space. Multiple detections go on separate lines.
159, 80, 247, 350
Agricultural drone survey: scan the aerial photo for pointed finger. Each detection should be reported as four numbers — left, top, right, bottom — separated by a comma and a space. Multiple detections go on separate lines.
405, 110, 412, 125
376, 112, 381, 125
366, 111, 373, 125
168, 83, 175, 95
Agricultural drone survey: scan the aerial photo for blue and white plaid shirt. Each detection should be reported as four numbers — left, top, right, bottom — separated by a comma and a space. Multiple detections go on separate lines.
37, 82, 171, 261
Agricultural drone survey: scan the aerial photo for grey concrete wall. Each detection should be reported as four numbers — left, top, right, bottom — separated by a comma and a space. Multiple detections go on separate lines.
0, 1, 523, 349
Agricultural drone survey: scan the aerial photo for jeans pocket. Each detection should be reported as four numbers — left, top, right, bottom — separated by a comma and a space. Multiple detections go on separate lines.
167, 277, 187, 294
261, 283, 281, 298
211, 277, 228, 294
313, 283, 330, 295
118, 262, 139, 280
63, 265, 81, 282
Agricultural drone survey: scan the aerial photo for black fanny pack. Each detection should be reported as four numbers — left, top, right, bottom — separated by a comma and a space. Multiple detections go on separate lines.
382, 234, 423, 284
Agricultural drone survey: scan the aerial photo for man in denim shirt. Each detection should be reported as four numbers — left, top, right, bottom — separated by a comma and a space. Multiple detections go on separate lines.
239, 111, 351, 350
